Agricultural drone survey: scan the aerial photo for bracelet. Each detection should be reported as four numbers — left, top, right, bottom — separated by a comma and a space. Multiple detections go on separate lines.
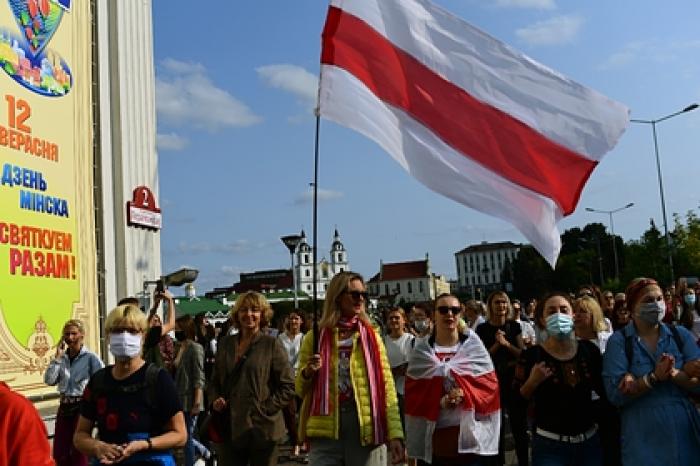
145, 438, 153, 450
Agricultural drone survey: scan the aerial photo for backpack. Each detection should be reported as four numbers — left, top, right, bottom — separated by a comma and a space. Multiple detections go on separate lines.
89, 363, 161, 411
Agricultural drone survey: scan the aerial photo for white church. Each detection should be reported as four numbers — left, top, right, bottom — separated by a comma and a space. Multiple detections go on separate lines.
296, 229, 348, 299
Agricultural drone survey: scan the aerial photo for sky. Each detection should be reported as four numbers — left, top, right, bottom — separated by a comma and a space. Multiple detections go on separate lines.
152, 0, 700, 293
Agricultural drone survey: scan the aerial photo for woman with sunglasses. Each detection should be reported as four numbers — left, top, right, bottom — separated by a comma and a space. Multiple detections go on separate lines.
74, 304, 186, 465
602, 278, 700, 466
405, 293, 500, 465
297, 271, 404, 466
513, 292, 605, 466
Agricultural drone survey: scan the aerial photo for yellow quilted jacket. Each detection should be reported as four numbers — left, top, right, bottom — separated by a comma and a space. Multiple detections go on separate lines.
295, 328, 404, 445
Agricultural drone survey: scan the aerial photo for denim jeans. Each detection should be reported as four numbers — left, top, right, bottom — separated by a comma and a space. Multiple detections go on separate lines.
532, 433, 602, 466
184, 413, 210, 466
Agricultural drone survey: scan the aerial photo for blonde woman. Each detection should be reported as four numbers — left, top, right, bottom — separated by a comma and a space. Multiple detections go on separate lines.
208, 291, 295, 466
297, 271, 405, 465
574, 296, 612, 353
74, 305, 186, 465
44, 319, 103, 466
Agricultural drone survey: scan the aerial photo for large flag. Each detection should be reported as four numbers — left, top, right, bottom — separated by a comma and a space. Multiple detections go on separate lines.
318, 0, 629, 266
404, 332, 500, 461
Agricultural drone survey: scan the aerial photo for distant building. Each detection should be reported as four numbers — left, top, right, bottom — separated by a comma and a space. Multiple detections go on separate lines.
207, 229, 349, 301
455, 241, 520, 296
367, 254, 450, 304
296, 229, 349, 299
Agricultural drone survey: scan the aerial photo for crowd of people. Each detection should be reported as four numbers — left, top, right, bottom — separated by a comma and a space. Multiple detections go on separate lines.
3, 273, 700, 466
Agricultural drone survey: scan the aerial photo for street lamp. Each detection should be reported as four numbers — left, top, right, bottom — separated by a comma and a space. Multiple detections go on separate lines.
585, 203, 634, 282
281, 233, 303, 308
631, 103, 699, 284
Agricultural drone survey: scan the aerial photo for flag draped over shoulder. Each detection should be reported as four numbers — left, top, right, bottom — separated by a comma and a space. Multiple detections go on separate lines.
404, 332, 500, 461
318, 0, 629, 267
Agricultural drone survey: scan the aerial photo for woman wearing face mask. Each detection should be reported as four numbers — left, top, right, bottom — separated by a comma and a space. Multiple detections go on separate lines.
679, 288, 700, 343
405, 293, 499, 465
411, 303, 433, 337
44, 319, 103, 466
513, 293, 605, 466
174, 315, 210, 465
602, 278, 700, 466
297, 272, 405, 466
74, 304, 186, 465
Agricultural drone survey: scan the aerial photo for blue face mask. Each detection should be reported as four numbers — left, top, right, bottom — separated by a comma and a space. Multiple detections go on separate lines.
685, 294, 696, 306
546, 312, 574, 339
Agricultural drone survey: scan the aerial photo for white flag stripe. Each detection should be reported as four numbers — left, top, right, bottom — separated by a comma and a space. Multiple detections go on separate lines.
321, 65, 562, 265
329, 0, 629, 161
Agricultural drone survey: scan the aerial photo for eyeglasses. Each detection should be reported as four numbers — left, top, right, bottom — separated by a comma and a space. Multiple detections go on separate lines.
436, 306, 461, 315
344, 290, 369, 301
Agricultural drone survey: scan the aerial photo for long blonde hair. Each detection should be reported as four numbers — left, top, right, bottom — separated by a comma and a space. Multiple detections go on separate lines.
319, 271, 370, 329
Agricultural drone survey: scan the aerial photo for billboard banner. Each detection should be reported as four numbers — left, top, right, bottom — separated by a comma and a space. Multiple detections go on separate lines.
0, 0, 98, 395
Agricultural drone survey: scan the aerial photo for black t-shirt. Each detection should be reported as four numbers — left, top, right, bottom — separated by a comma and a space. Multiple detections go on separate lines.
513, 341, 603, 436
476, 321, 521, 383
80, 363, 182, 444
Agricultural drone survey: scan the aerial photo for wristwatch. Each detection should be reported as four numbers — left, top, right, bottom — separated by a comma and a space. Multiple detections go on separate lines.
145, 438, 153, 450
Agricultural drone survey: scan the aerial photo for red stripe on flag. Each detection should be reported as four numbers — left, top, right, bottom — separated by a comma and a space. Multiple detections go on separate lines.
404, 376, 443, 420
321, 6, 596, 215
454, 371, 501, 414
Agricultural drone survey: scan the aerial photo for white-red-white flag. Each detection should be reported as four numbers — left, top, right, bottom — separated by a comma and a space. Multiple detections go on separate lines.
404, 332, 500, 461
318, 0, 629, 267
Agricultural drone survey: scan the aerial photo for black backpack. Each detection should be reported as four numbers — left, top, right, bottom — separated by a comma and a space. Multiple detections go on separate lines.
89, 363, 161, 411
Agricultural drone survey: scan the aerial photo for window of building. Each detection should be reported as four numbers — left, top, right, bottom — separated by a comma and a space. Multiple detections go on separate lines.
339, 267, 344, 272
419, 281, 424, 292
307, 285, 311, 291
304, 254, 309, 264
338, 253, 343, 262
408, 282, 412, 293
305, 269, 310, 277
385, 284, 389, 295
396, 283, 401, 293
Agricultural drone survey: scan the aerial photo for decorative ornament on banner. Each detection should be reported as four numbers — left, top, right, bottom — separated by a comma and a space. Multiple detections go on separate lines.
2, 0, 72, 96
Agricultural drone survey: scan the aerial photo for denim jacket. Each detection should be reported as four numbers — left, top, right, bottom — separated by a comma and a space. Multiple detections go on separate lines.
44, 346, 103, 397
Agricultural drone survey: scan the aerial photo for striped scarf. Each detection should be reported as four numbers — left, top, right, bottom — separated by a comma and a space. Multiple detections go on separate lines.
310, 315, 388, 445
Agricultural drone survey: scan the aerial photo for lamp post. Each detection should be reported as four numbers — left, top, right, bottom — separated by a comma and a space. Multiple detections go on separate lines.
281, 234, 303, 308
585, 203, 634, 282
631, 103, 699, 284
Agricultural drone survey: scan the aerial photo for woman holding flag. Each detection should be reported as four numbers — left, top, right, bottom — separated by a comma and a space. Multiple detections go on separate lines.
296, 271, 405, 465
404, 293, 500, 465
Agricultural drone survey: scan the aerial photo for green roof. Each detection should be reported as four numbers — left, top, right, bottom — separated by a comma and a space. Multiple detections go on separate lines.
226, 290, 310, 301
174, 297, 229, 317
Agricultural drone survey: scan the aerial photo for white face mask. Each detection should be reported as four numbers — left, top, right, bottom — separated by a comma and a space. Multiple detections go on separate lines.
638, 300, 665, 325
109, 331, 142, 359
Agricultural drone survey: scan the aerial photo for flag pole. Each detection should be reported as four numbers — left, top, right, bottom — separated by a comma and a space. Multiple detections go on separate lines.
312, 107, 321, 353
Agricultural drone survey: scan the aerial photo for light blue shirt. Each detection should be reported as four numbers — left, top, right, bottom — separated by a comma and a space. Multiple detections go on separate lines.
602, 323, 700, 465
43, 345, 103, 397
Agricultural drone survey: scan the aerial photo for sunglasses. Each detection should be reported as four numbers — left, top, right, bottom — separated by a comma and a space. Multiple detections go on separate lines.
437, 306, 461, 315
345, 290, 369, 301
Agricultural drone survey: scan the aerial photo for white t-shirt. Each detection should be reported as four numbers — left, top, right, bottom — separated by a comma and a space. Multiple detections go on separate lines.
383, 332, 415, 395
278, 332, 303, 373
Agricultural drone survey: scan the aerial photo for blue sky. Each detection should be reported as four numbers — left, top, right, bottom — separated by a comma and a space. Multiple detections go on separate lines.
152, 0, 700, 293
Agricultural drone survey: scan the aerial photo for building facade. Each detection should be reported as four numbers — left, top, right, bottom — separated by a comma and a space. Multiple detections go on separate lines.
367, 255, 450, 304
296, 229, 348, 299
455, 241, 520, 296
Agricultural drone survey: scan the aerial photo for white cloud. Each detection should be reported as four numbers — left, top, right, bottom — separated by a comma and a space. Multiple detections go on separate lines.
176, 240, 267, 255
156, 58, 262, 130
516, 15, 584, 46
157, 132, 189, 151
256, 64, 319, 110
598, 39, 700, 70
294, 188, 343, 205
495, 0, 556, 10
